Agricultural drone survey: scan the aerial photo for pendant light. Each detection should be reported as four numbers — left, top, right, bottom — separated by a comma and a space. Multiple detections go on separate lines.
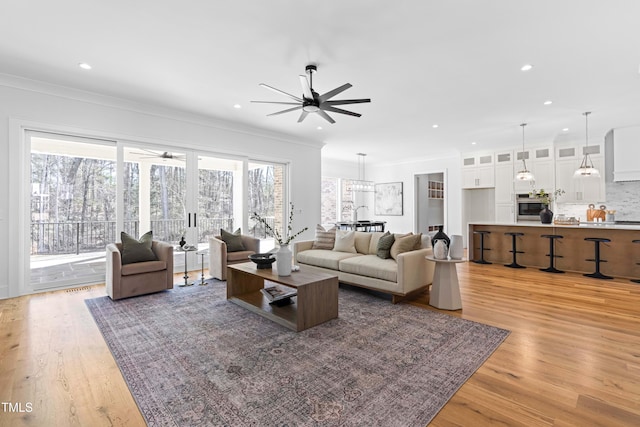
515, 123, 535, 181
573, 112, 601, 178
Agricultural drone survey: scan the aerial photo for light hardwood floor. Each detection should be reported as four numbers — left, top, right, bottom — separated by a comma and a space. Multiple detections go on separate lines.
1, 263, 639, 426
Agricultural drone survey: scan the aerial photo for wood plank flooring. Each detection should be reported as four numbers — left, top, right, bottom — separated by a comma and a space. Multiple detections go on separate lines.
1, 263, 639, 426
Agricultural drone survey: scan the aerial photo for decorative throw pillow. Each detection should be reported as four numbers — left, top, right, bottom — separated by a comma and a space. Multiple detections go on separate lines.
312, 224, 336, 250
220, 228, 245, 252
332, 230, 357, 253
390, 233, 421, 260
376, 231, 395, 259
120, 231, 157, 265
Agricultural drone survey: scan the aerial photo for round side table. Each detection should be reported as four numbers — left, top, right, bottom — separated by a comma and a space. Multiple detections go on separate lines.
425, 256, 466, 310
175, 245, 198, 287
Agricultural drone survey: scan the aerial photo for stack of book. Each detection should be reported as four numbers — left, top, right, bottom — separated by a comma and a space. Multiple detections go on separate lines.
260, 286, 297, 306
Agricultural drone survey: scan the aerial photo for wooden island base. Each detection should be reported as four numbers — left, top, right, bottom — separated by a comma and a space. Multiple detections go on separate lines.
469, 223, 640, 279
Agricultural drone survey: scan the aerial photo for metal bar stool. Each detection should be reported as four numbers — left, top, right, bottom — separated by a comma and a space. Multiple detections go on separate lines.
584, 237, 613, 279
540, 234, 564, 273
505, 232, 525, 268
473, 230, 491, 264
633, 240, 640, 284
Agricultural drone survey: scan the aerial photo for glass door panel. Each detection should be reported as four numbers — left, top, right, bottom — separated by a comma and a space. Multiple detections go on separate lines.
29, 132, 116, 290
123, 147, 187, 270
197, 155, 242, 247
248, 161, 286, 253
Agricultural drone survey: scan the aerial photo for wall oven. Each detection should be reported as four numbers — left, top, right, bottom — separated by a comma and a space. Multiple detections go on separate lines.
516, 194, 545, 221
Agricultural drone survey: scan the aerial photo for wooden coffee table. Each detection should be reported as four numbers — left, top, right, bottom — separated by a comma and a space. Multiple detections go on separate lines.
227, 263, 339, 332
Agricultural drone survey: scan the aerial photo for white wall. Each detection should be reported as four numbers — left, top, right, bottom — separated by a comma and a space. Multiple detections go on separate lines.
324, 154, 463, 236
0, 77, 323, 299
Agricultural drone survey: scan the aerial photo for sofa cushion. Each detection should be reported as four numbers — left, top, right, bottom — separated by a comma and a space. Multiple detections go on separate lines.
333, 230, 357, 253
120, 231, 158, 265
121, 260, 167, 276
312, 224, 336, 250
354, 232, 372, 254
390, 233, 421, 260
297, 249, 360, 270
339, 255, 398, 282
227, 250, 255, 262
367, 231, 387, 254
221, 228, 245, 252
376, 232, 396, 259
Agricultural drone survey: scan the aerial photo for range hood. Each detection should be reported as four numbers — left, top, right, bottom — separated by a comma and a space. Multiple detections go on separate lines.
613, 127, 640, 181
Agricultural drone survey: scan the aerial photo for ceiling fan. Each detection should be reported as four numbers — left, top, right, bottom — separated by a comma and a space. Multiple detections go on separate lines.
129, 149, 186, 161
252, 64, 371, 124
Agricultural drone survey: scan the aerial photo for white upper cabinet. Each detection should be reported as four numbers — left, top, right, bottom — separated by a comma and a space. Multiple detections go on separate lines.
613, 127, 640, 181
555, 142, 605, 203
462, 152, 495, 188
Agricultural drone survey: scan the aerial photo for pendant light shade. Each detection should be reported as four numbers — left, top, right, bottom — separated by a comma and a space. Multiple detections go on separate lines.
574, 112, 601, 178
516, 123, 535, 181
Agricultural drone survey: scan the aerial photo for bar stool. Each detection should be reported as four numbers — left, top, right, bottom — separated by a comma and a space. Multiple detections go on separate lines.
584, 237, 613, 280
473, 230, 491, 264
504, 232, 525, 268
632, 240, 640, 284
540, 234, 564, 273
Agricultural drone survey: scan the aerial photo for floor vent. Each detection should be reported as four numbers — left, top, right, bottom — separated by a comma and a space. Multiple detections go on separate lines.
66, 286, 92, 293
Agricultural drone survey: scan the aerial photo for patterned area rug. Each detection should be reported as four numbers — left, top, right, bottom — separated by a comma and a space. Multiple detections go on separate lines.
86, 281, 509, 426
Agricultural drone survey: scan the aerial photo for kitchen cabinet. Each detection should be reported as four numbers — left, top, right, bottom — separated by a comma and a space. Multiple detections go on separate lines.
555, 143, 605, 202
462, 153, 494, 188
514, 146, 553, 193
494, 151, 514, 203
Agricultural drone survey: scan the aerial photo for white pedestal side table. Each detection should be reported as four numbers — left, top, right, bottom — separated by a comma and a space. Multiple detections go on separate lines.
425, 256, 466, 310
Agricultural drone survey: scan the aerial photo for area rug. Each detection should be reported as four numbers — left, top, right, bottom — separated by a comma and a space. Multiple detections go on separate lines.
86, 282, 509, 426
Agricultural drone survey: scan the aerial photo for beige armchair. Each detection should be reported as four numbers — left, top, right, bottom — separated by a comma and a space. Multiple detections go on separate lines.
106, 241, 174, 300
209, 235, 260, 280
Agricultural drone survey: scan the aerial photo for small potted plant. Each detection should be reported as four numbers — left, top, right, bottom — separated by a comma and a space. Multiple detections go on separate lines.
529, 188, 565, 223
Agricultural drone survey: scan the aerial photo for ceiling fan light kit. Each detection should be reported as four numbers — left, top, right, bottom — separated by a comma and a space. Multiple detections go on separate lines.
252, 64, 371, 124
574, 111, 601, 178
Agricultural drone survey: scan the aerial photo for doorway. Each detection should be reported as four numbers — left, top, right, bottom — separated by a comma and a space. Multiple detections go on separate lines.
415, 171, 446, 235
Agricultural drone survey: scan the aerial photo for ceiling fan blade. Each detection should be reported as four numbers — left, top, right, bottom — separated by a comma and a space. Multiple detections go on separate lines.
259, 83, 303, 102
299, 75, 313, 99
297, 111, 309, 123
317, 109, 336, 124
324, 98, 371, 105
322, 106, 362, 117
267, 105, 303, 117
251, 101, 301, 105
319, 83, 352, 102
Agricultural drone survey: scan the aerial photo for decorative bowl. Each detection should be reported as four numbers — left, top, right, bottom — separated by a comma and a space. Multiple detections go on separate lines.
249, 253, 276, 269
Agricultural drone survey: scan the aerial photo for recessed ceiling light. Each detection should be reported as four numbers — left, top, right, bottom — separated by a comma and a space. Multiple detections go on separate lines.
317, 126, 323, 130
233, 104, 242, 109
471, 141, 477, 145
543, 100, 553, 105
432, 124, 439, 128
562, 128, 569, 132
521, 64, 533, 71
78, 62, 92, 70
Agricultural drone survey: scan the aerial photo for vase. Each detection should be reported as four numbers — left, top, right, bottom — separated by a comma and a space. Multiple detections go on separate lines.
431, 225, 450, 247
433, 240, 449, 260
449, 235, 463, 259
276, 244, 292, 276
540, 205, 553, 224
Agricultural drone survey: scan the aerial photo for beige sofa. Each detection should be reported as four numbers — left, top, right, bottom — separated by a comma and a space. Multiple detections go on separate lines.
294, 231, 435, 303
208, 234, 260, 280
106, 241, 174, 300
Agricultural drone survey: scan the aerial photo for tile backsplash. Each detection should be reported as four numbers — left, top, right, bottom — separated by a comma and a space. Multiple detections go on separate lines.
554, 180, 640, 221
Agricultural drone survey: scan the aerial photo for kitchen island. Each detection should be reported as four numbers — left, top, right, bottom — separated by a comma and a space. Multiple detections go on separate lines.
468, 222, 640, 279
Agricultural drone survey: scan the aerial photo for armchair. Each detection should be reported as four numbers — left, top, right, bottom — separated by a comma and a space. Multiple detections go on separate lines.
106, 241, 174, 300
209, 234, 260, 280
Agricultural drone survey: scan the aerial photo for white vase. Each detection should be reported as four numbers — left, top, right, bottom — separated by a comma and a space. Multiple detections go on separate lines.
276, 244, 292, 276
449, 235, 463, 260
433, 240, 449, 260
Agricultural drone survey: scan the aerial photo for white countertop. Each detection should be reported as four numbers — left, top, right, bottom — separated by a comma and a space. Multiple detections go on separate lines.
469, 221, 640, 231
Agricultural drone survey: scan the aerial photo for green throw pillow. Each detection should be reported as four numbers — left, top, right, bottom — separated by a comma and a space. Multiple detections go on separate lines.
376, 231, 395, 259
120, 231, 157, 265
221, 228, 245, 252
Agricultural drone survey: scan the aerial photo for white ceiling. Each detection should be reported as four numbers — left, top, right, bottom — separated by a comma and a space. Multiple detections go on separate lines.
2, 0, 640, 165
